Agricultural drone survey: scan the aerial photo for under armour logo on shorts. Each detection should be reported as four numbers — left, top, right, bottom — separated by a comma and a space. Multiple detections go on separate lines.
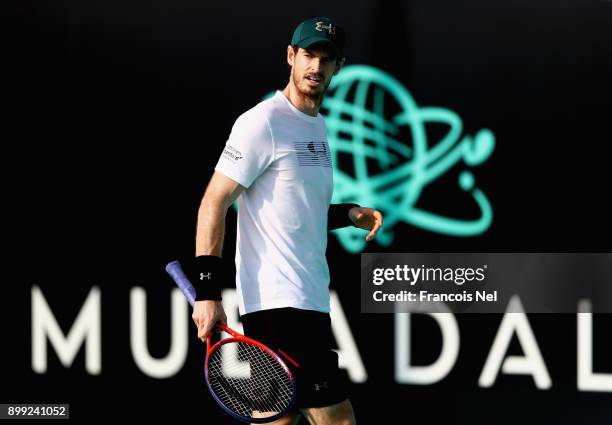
313, 381, 329, 391
200, 272, 212, 280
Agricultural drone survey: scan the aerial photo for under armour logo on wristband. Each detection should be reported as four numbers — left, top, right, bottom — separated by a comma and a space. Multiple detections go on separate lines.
200, 272, 212, 280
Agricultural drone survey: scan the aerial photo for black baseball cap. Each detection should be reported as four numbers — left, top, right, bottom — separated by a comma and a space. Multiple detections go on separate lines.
290, 17, 346, 57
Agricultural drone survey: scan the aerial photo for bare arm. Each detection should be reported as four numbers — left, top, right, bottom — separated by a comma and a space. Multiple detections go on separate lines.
192, 171, 245, 342
195, 171, 245, 256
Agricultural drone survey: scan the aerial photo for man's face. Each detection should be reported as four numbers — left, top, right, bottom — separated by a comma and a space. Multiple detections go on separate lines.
288, 43, 344, 99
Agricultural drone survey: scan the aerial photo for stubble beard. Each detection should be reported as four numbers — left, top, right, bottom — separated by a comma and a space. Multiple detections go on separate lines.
291, 67, 331, 105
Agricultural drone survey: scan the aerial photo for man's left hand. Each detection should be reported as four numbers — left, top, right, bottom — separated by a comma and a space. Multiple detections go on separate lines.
348, 207, 384, 241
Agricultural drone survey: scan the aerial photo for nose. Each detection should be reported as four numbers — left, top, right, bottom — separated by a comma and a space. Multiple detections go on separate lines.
309, 57, 322, 71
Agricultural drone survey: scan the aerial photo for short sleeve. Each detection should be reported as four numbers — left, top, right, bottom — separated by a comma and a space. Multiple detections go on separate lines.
214, 109, 274, 189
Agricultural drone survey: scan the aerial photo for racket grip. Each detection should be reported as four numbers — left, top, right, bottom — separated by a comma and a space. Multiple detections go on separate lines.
165, 260, 196, 307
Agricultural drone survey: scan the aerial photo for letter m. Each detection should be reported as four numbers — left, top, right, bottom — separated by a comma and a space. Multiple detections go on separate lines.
32, 286, 101, 374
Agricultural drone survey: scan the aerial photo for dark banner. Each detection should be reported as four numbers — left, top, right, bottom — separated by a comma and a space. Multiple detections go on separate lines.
361, 253, 612, 313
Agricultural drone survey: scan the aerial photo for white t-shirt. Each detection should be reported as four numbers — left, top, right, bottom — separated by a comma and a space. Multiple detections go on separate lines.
215, 90, 333, 315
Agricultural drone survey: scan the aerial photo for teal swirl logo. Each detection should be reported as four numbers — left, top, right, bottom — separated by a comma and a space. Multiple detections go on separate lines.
265, 65, 495, 253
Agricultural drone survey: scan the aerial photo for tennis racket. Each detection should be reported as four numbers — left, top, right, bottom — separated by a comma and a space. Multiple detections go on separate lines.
165, 260, 298, 423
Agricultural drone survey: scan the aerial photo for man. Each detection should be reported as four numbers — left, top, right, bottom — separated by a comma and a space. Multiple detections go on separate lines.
189, 17, 383, 425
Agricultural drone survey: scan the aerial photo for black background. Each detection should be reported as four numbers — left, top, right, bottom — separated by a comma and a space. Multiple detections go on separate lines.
2, 0, 611, 423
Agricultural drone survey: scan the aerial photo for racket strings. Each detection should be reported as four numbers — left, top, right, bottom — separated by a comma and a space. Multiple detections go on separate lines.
208, 341, 294, 419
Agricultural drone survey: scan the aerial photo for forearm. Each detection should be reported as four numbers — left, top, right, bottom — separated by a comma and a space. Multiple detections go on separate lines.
189, 172, 244, 302
195, 195, 228, 257
192, 201, 228, 338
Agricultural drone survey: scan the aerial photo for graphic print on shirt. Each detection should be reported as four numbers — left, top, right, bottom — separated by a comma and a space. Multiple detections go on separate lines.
294, 141, 332, 167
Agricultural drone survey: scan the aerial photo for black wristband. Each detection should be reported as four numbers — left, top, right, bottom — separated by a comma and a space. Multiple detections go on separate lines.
183, 255, 227, 301
328, 203, 360, 231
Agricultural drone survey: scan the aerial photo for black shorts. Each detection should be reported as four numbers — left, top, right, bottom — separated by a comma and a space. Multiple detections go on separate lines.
241, 307, 349, 409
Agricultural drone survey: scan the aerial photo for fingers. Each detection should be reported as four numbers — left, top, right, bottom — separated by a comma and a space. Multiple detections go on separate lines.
192, 315, 208, 341
193, 315, 215, 341
374, 209, 384, 226
198, 321, 214, 342
365, 209, 384, 241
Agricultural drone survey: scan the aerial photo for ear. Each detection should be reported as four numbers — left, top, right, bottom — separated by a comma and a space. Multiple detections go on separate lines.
287, 45, 295, 68
333, 57, 346, 75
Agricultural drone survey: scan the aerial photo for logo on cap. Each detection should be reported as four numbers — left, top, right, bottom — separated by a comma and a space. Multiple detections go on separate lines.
315, 21, 336, 35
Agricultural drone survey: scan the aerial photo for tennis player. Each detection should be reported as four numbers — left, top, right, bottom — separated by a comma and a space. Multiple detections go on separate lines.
188, 17, 383, 425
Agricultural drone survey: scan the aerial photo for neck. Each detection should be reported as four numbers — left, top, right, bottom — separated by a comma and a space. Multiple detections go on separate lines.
282, 82, 322, 117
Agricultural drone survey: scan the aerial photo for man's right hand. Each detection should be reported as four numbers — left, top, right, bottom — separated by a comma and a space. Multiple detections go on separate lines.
192, 300, 227, 342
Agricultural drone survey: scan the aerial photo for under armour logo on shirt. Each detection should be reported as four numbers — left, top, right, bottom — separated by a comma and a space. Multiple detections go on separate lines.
200, 272, 212, 280
315, 22, 336, 34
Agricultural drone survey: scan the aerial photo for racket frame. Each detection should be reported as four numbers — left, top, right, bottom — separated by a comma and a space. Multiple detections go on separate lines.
165, 260, 298, 423
204, 323, 297, 423
204, 323, 296, 423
